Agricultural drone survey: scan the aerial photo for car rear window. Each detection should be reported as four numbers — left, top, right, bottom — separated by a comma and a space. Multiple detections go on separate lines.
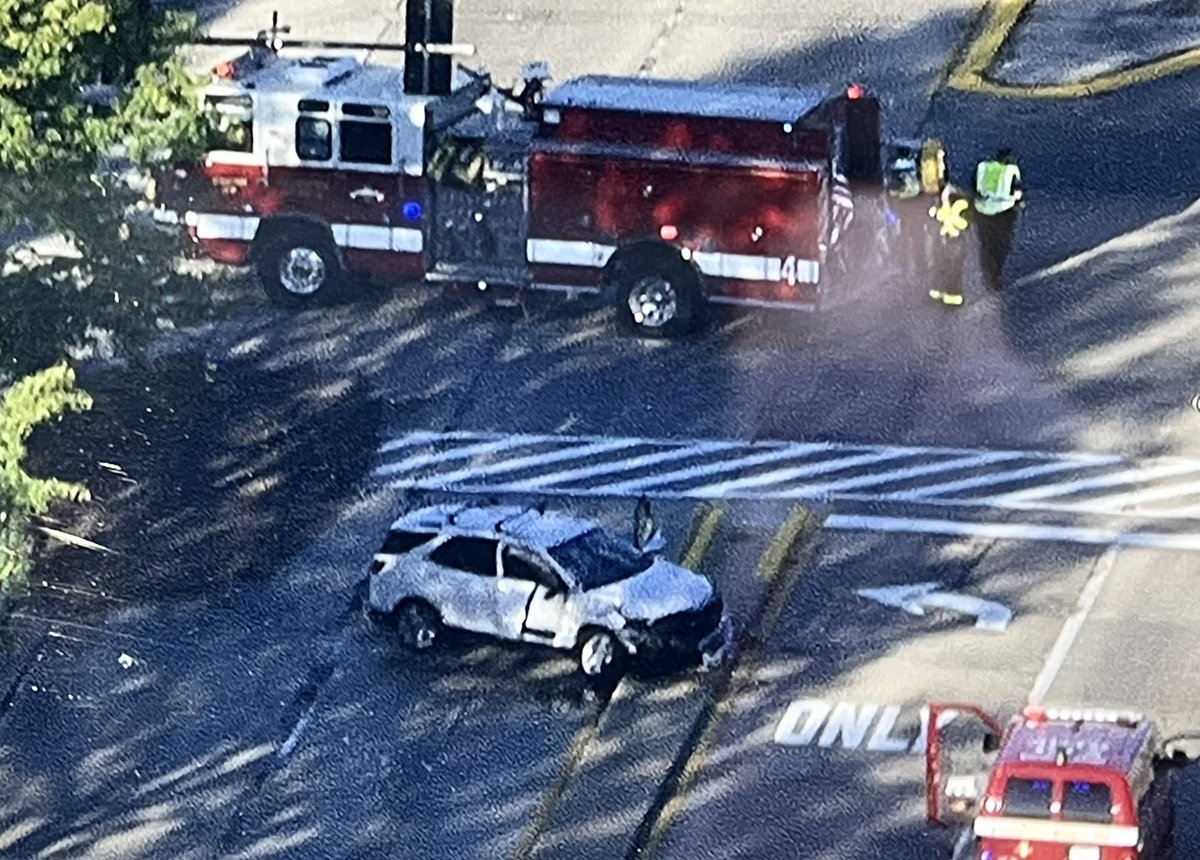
379, 530, 433, 555
1062, 781, 1113, 824
1002, 778, 1053, 818
427, 537, 499, 577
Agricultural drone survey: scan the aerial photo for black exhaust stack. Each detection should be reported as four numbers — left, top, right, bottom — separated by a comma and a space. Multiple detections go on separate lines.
405, 0, 454, 96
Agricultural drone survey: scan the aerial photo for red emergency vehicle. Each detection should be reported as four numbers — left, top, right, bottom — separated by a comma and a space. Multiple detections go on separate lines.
155, 3, 892, 336
926, 703, 1196, 860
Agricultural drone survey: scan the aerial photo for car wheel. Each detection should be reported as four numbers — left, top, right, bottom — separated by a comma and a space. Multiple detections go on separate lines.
614, 260, 702, 338
255, 227, 343, 307
578, 629, 627, 678
396, 600, 441, 651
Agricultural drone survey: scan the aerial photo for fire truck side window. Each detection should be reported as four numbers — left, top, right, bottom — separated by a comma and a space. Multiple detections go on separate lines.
338, 103, 393, 166
1061, 781, 1114, 824
1002, 778, 1053, 818
203, 95, 253, 153
296, 118, 332, 162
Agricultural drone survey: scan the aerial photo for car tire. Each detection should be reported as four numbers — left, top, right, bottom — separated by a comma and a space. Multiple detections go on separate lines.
395, 599, 441, 651
255, 226, 344, 307
614, 260, 702, 339
577, 629, 627, 679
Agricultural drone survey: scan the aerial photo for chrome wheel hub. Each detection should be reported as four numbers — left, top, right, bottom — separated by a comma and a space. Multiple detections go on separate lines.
581, 634, 614, 676
628, 276, 678, 328
279, 247, 326, 295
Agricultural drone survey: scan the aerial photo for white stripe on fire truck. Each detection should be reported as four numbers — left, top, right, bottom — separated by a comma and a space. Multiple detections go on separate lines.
527, 238, 819, 284
972, 816, 1139, 847
187, 212, 261, 242
185, 213, 423, 253
526, 238, 616, 268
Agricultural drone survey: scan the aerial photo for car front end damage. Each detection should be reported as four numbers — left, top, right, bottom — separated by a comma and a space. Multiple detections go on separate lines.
621, 596, 734, 671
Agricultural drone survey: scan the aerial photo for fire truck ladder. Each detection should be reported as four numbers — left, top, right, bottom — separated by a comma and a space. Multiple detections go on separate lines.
193, 10, 477, 57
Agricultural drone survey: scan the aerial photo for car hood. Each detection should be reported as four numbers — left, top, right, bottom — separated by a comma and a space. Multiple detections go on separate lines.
588, 557, 715, 622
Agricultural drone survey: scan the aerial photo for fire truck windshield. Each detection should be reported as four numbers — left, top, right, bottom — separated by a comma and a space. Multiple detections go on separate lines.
1001, 777, 1116, 824
203, 95, 253, 153
1002, 778, 1053, 818
1062, 781, 1114, 824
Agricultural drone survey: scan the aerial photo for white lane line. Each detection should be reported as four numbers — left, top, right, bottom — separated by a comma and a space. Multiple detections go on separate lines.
590, 443, 835, 495
412, 439, 642, 486
377, 429, 1129, 464
1077, 478, 1200, 512
497, 441, 746, 490
824, 514, 1200, 551
277, 704, 316, 761
692, 449, 916, 497
885, 457, 1119, 501
1026, 547, 1120, 707
774, 451, 1028, 497
988, 460, 1200, 503
374, 437, 545, 478
950, 828, 973, 860
376, 430, 451, 454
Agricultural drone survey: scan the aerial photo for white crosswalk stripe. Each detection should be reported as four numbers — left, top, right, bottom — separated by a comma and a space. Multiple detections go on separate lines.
370, 429, 1200, 522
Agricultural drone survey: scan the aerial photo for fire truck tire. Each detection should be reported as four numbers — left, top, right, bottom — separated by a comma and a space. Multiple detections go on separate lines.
254, 227, 344, 306
613, 260, 702, 338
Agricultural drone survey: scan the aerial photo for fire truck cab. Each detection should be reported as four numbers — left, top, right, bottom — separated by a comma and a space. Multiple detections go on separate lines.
158, 3, 899, 336
926, 703, 1196, 860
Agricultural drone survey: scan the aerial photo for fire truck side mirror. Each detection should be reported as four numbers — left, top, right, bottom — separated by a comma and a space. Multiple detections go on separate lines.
982, 732, 1000, 753
1158, 736, 1200, 768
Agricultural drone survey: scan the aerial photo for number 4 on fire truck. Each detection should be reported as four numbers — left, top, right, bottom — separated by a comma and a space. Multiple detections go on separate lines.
925, 702, 1200, 860
153, 2, 900, 337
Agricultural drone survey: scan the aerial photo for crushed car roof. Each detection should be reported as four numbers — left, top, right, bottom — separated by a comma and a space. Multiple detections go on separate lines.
389, 503, 597, 548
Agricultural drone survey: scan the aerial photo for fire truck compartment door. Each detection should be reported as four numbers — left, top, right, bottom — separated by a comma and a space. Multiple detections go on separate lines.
924, 702, 1004, 827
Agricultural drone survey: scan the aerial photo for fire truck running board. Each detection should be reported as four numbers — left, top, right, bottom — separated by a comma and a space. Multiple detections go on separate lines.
428, 262, 528, 287
708, 295, 818, 312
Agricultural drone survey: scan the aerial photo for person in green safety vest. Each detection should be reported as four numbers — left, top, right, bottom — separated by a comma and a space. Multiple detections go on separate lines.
974, 147, 1024, 291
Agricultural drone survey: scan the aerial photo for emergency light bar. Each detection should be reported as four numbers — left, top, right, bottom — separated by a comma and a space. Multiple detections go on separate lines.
1024, 706, 1144, 725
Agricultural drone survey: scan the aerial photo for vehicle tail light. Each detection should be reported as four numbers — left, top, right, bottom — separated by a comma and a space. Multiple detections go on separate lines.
659, 224, 678, 241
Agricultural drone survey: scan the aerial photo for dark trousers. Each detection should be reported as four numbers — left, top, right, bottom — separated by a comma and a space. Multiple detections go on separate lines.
977, 208, 1017, 291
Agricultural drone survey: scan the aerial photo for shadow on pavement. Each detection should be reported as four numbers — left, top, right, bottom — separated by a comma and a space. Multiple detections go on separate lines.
3, 4, 1200, 858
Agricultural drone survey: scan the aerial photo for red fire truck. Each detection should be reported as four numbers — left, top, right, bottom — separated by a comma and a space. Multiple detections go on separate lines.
156, 3, 897, 336
926, 702, 1198, 860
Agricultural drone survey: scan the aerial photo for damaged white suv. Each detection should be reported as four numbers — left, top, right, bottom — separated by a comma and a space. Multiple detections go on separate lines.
366, 500, 733, 678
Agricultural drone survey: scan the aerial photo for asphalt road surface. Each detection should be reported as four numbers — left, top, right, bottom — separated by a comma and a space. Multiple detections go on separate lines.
4, 1, 1200, 859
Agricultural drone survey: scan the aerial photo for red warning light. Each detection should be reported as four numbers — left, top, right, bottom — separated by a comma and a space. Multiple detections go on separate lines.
659, 224, 679, 241
847, 83, 865, 100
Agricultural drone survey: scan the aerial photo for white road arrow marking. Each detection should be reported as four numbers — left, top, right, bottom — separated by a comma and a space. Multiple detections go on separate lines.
855, 582, 1013, 632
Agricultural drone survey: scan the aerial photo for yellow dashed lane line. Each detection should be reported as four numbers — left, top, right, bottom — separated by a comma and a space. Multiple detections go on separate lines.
949, 0, 1200, 98
639, 504, 820, 860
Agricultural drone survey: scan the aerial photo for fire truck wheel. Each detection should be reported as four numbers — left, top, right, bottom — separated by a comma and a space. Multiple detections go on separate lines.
615, 263, 701, 338
255, 229, 343, 306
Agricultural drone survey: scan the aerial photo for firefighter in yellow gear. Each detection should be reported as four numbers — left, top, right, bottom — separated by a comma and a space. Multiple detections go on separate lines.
885, 138, 970, 307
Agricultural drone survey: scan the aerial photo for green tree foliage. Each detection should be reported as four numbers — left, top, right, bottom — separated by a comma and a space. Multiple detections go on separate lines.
0, 0, 215, 379
0, 363, 92, 593
0, 2, 212, 599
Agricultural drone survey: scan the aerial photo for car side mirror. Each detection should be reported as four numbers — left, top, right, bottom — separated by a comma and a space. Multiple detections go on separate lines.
640, 530, 666, 555
1157, 736, 1200, 769
633, 495, 658, 551
982, 733, 1000, 754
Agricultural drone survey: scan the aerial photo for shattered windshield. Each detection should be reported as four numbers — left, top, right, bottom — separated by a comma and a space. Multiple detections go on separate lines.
547, 528, 653, 589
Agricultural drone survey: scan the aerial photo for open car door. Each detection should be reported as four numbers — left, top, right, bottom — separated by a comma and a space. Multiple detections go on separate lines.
925, 702, 1006, 828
